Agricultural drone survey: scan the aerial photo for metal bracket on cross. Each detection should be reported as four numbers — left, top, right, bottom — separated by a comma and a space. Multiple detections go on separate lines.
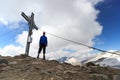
21, 12, 38, 56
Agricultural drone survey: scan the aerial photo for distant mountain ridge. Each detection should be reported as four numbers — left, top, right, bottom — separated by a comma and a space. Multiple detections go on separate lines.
57, 50, 120, 69
86, 50, 120, 69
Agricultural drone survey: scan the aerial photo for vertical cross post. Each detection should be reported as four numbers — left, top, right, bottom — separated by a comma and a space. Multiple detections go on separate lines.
21, 12, 38, 56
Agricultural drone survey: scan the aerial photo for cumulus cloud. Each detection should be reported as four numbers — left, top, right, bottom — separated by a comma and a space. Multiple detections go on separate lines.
16, 31, 28, 47
0, 45, 24, 57
0, 0, 103, 60
65, 57, 81, 65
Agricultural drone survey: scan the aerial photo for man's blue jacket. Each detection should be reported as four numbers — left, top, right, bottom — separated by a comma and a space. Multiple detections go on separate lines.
39, 35, 48, 45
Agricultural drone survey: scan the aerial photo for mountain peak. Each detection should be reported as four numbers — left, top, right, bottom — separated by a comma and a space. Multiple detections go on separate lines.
0, 55, 120, 80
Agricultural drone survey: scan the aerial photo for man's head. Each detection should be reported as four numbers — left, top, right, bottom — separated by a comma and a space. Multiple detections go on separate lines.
43, 32, 46, 35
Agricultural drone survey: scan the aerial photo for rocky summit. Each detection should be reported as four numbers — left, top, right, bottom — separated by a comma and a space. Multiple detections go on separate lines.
0, 55, 120, 80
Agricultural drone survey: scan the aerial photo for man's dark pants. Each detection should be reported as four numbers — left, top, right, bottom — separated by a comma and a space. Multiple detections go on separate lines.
37, 44, 46, 60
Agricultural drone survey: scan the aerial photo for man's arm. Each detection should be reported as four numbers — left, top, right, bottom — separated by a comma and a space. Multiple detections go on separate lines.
46, 37, 48, 46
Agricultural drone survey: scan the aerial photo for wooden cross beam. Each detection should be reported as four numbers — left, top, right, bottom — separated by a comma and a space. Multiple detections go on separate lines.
21, 12, 38, 56
21, 12, 38, 30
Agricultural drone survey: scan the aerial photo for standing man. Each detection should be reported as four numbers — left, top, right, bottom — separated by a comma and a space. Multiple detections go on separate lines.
37, 32, 48, 60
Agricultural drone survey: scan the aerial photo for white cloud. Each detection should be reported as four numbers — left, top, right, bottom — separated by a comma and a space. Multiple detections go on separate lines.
0, 0, 103, 60
65, 57, 81, 65
16, 31, 28, 47
0, 45, 24, 57
0, 18, 8, 26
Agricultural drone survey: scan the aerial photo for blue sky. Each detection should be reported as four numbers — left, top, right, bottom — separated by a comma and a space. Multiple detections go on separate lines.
95, 0, 120, 50
0, 0, 119, 57
0, 21, 28, 47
